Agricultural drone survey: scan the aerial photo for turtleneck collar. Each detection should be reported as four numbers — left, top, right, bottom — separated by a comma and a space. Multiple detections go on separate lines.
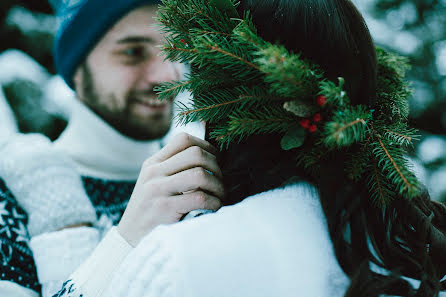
54, 98, 166, 181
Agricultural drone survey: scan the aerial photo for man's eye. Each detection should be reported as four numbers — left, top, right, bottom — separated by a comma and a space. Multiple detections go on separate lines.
121, 47, 149, 60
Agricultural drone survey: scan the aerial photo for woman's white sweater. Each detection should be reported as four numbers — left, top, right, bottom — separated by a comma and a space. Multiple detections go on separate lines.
56, 182, 350, 297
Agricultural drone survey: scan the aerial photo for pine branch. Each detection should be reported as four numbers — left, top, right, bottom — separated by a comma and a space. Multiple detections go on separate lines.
196, 29, 231, 36
346, 146, 371, 181
155, 80, 192, 101
371, 134, 420, 199
296, 147, 324, 176
206, 44, 261, 71
210, 105, 294, 146
161, 40, 199, 64
254, 44, 322, 99
384, 128, 420, 147
157, 0, 423, 206
367, 158, 395, 206
176, 86, 277, 125
319, 78, 350, 107
377, 137, 410, 188
322, 105, 372, 148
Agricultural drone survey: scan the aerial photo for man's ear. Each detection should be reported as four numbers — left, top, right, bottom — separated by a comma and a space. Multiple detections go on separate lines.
72, 64, 88, 101
73, 66, 83, 92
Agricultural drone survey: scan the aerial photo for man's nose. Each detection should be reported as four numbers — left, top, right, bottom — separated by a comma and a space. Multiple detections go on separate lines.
140, 55, 179, 85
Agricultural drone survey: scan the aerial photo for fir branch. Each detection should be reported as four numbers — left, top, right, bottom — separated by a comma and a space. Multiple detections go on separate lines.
176, 86, 276, 124
255, 44, 322, 98
375, 49, 412, 121
161, 40, 200, 64
158, 0, 422, 207
322, 105, 372, 148
367, 158, 394, 206
296, 147, 323, 176
346, 148, 371, 181
210, 105, 294, 146
192, 5, 212, 20
207, 44, 261, 71
334, 119, 366, 136
197, 30, 231, 36
155, 80, 192, 101
384, 128, 420, 147
376, 137, 411, 190
163, 44, 198, 54
180, 94, 284, 117
376, 47, 410, 78
371, 135, 420, 199
234, 21, 262, 47
319, 78, 349, 107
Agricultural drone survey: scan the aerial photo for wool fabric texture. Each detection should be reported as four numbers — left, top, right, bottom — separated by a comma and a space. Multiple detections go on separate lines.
52, 183, 351, 297
51, 0, 162, 88
0, 133, 97, 237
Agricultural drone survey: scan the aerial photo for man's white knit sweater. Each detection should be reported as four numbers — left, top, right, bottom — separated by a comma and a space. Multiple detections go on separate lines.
0, 94, 202, 297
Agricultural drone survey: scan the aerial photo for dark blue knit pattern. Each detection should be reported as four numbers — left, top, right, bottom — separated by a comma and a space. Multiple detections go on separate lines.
82, 177, 135, 225
0, 176, 136, 294
0, 178, 40, 292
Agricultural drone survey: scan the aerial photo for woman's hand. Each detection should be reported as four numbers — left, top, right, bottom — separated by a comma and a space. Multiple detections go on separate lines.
117, 133, 224, 247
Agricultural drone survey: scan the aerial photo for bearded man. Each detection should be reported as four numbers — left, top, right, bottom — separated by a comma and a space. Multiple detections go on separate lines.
0, 1, 223, 296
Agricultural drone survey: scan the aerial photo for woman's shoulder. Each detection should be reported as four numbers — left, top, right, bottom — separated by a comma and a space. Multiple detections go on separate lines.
167, 182, 325, 240
130, 182, 348, 297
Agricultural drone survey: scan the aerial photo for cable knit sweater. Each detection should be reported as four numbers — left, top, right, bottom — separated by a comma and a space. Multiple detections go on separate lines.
54, 183, 351, 297
0, 94, 203, 297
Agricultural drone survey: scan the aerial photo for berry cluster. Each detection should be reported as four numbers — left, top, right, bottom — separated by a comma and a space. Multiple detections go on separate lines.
299, 96, 326, 133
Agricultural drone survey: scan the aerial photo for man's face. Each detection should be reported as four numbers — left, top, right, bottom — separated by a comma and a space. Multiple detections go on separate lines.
74, 5, 181, 140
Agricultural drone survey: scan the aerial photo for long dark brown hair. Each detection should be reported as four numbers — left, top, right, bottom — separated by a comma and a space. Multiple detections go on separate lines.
207, 0, 446, 296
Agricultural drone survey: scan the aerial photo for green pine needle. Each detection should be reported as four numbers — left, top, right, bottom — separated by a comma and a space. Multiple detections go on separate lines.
370, 137, 420, 199
322, 105, 372, 148
157, 0, 422, 204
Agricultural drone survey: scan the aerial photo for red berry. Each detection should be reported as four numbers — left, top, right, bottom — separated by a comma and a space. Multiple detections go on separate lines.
309, 124, 317, 133
316, 95, 327, 106
180, 39, 186, 43
313, 113, 322, 122
300, 119, 311, 129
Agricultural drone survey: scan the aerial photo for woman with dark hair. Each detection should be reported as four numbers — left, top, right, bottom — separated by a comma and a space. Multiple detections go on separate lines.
52, 1, 446, 297
218, 1, 446, 296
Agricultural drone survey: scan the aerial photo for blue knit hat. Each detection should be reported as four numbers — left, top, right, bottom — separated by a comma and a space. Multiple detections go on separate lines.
50, 0, 162, 88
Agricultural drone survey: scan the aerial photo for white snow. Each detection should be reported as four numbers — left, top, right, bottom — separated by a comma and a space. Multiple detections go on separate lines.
5, 6, 57, 35
0, 49, 50, 85
410, 80, 436, 117
434, 41, 446, 76
428, 166, 446, 201
352, 0, 421, 55
417, 136, 446, 165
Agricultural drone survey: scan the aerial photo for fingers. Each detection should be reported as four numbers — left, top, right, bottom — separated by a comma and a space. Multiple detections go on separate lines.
154, 133, 218, 163
152, 145, 223, 179
171, 191, 222, 215
162, 167, 225, 198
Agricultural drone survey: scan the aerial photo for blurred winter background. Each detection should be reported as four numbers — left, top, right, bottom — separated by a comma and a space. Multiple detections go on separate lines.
0, 0, 445, 201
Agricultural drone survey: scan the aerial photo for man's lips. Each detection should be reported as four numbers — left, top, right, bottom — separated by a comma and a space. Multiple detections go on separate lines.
133, 98, 170, 109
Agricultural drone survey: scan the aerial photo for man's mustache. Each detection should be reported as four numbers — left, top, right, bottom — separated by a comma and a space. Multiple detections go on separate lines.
130, 85, 161, 98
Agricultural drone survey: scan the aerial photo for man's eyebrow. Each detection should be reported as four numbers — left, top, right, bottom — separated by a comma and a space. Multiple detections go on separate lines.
116, 36, 156, 44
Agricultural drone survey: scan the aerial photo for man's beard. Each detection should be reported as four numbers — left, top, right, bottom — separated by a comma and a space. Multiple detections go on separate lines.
79, 64, 173, 140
